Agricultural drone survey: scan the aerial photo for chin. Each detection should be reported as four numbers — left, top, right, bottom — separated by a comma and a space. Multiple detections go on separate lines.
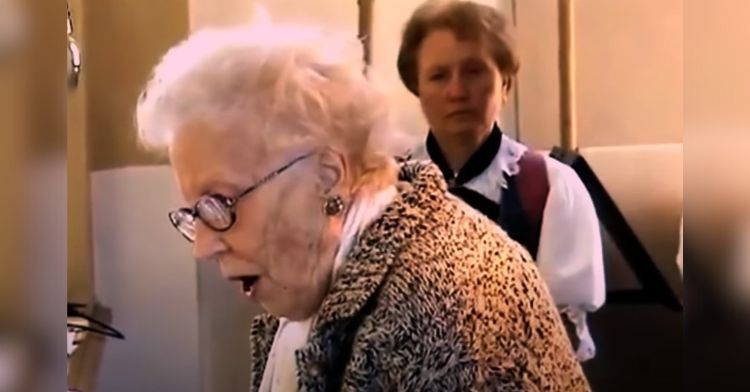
442, 121, 482, 136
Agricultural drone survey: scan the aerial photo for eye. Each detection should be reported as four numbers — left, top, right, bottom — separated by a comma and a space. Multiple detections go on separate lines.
429, 72, 447, 81
464, 64, 485, 76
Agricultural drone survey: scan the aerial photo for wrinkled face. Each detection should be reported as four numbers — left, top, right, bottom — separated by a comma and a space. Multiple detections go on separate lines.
416, 29, 507, 139
169, 121, 341, 321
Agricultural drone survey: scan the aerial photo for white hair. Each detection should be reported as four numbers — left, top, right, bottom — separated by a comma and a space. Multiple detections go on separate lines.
136, 21, 410, 183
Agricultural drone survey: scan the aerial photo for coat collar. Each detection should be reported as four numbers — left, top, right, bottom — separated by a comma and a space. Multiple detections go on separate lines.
249, 313, 279, 391
248, 161, 448, 391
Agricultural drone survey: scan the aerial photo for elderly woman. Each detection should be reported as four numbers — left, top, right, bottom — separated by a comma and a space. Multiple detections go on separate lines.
397, 0, 605, 361
136, 22, 589, 391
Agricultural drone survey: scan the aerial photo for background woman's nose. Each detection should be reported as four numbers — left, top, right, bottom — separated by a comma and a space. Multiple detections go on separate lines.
446, 74, 468, 100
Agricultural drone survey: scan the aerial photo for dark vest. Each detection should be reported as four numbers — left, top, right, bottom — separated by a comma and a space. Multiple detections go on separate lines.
426, 124, 548, 258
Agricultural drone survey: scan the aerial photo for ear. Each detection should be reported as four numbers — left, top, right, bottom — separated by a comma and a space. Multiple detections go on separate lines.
501, 77, 512, 103
315, 148, 348, 196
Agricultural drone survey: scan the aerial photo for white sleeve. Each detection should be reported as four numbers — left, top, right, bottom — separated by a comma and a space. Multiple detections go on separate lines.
535, 158, 606, 361
536, 158, 606, 311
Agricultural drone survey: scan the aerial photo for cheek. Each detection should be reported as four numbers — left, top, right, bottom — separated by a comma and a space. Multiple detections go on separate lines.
473, 77, 498, 101
472, 80, 502, 115
222, 202, 265, 260
419, 91, 444, 117
255, 188, 326, 277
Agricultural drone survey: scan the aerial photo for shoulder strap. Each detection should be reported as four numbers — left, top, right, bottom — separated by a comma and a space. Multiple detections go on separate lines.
515, 150, 550, 256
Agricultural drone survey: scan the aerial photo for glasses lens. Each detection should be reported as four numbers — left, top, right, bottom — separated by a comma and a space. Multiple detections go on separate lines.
169, 209, 196, 242
196, 196, 233, 230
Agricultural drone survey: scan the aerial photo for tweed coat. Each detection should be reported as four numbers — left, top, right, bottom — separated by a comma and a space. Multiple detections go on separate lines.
248, 161, 590, 392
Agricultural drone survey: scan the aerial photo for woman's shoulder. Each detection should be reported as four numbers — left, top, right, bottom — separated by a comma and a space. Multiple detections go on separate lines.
385, 197, 536, 298
373, 209, 583, 388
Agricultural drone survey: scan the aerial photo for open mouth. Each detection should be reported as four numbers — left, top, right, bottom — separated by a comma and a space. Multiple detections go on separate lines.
229, 276, 259, 296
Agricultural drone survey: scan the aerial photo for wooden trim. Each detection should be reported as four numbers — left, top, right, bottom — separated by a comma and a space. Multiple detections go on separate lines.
558, 0, 577, 151
358, 0, 374, 70
67, 0, 95, 305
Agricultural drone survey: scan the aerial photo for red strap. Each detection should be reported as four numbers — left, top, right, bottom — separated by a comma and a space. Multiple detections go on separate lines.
516, 151, 550, 240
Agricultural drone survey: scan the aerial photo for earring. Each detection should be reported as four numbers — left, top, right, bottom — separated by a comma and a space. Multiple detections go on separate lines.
323, 195, 345, 216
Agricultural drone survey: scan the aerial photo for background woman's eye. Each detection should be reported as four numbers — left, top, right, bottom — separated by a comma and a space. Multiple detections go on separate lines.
429, 72, 447, 81
464, 65, 485, 76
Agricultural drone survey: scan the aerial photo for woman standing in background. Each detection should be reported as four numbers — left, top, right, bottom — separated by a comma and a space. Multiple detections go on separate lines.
397, 0, 606, 361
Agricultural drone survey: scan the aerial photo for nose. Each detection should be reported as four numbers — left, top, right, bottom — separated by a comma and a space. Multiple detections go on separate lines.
446, 73, 468, 100
192, 221, 226, 262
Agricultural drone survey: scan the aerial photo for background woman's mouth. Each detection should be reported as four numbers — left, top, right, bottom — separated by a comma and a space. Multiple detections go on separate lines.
447, 110, 473, 118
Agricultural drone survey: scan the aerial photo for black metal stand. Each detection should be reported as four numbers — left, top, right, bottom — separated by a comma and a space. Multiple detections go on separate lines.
67, 303, 125, 339
550, 147, 682, 311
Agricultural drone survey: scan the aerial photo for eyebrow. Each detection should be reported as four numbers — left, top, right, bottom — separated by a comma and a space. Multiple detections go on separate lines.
461, 56, 487, 66
424, 64, 449, 75
197, 179, 243, 199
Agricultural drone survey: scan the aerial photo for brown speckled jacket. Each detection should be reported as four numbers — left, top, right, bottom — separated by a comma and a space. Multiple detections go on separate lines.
248, 161, 590, 391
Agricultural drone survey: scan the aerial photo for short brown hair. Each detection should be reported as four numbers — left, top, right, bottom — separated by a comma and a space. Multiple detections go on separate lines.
397, 0, 520, 96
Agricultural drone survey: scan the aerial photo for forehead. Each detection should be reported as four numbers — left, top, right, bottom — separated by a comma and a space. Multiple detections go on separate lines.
169, 120, 265, 200
418, 29, 490, 69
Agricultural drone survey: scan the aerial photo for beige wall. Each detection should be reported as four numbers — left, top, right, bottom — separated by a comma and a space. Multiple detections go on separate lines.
84, 0, 188, 171
0, 8, 27, 319
0, 0, 66, 316
516, 0, 683, 149
685, 0, 750, 269
1, 1, 67, 389
68, 0, 189, 300
78, 0, 687, 166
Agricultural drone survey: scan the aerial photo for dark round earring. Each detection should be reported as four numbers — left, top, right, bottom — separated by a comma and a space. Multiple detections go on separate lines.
323, 195, 345, 216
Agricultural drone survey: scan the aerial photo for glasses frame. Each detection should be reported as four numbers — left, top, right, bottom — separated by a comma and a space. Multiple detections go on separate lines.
168, 152, 314, 242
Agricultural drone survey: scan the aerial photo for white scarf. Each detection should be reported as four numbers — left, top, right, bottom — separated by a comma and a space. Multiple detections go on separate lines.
258, 186, 398, 392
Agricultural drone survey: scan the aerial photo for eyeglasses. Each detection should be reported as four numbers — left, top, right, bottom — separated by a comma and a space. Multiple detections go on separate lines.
168, 152, 313, 242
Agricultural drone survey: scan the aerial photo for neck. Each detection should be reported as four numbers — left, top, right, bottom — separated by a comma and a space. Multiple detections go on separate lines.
432, 128, 492, 174
351, 158, 400, 193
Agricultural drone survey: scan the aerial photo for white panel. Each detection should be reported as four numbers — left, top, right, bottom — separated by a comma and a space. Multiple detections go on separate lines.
197, 262, 262, 392
91, 167, 200, 392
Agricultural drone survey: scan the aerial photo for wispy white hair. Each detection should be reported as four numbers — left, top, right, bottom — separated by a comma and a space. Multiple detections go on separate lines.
136, 21, 410, 183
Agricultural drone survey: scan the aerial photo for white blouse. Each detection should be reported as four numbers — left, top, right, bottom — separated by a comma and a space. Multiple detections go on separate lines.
258, 186, 398, 392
